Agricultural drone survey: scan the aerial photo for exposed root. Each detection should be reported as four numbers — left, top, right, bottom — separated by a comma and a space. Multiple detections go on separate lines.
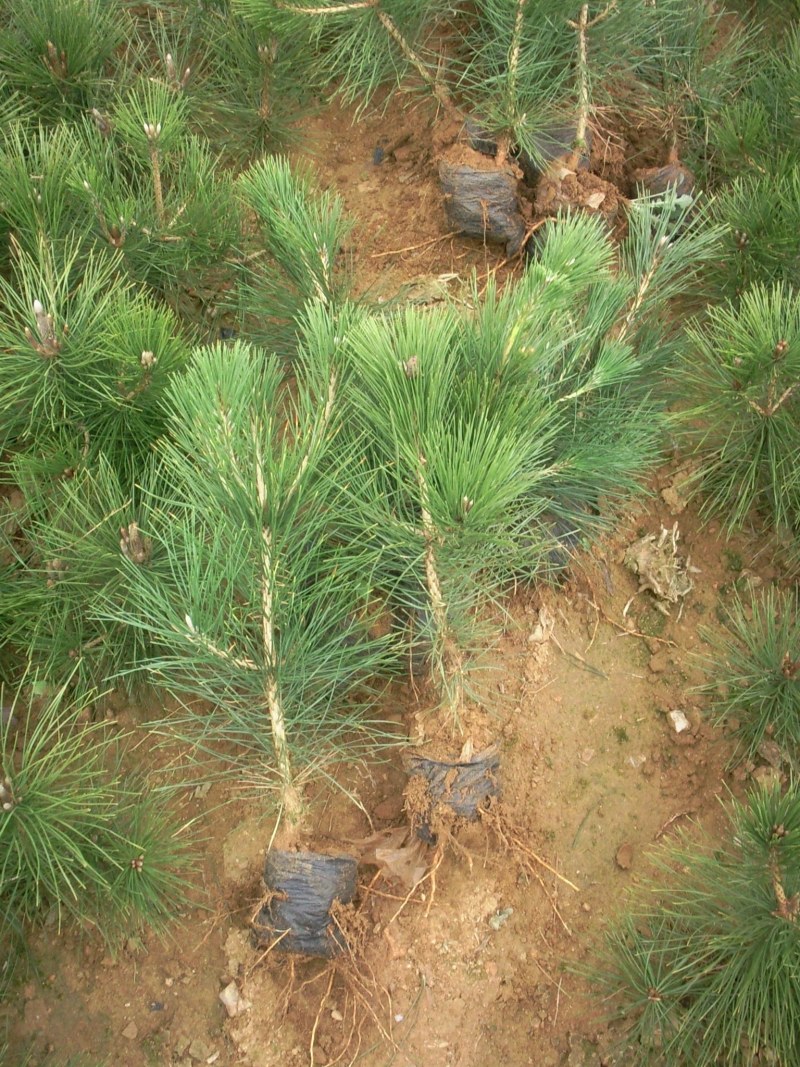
480, 802, 578, 936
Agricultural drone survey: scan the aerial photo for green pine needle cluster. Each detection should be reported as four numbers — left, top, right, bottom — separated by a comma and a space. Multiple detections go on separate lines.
594, 784, 800, 1067
674, 283, 800, 548
0, 680, 197, 945
705, 22, 800, 294
698, 588, 800, 764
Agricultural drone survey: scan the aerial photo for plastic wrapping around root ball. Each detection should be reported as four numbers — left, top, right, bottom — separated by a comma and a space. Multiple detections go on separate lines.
515, 126, 593, 185
439, 162, 526, 255
406, 747, 501, 841
254, 849, 358, 959
462, 117, 498, 157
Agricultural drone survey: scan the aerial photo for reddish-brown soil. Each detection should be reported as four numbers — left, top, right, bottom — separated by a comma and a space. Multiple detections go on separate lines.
5, 97, 785, 1067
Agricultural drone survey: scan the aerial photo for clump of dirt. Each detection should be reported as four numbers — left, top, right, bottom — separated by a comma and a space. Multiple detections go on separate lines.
534, 169, 626, 227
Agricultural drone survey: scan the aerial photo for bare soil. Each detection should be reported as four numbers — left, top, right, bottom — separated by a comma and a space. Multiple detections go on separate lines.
6, 97, 784, 1067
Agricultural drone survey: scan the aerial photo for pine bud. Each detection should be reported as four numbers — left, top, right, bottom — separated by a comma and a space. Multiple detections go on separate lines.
90, 108, 112, 138
401, 355, 419, 378
140, 350, 156, 369
27, 300, 60, 358
773, 339, 788, 360
119, 522, 151, 565
734, 230, 748, 249
462, 496, 474, 514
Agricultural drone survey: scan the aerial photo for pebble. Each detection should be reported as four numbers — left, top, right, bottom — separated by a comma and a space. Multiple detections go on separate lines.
331, 1009, 343, 1022
188, 1038, 212, 1061
615, 843, 634, 870
219, 980, 248, 1018
648, 652, 668, 673
668, 709, 690, 734
122, 1022, 138, 1040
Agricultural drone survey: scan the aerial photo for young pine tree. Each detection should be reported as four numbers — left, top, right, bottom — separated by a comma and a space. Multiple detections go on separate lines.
0, 679, 197, 945
674, 282, 800, 549
99, 340, 397, 828
594, 784, 800, 1067
698, 587, 800, 764
315, 200, 719, 727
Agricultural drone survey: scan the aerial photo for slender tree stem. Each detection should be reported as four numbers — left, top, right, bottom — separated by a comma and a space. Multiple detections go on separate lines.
149, 143, 165, 226
255, 446, 302, 826
566, 1, 617, 169
416, 455, 464, 726
287, 371, 336, 501
278, 0, 459, 120
374, 9, 458, 119
278, 0, 374, 13
617, 240, 666, 344
496, 0, 528, 165
770, 851, 799, 922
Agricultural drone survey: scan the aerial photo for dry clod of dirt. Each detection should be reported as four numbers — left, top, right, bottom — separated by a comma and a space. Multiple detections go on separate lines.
219, 980, 248, 1018
614, 843, 634, 870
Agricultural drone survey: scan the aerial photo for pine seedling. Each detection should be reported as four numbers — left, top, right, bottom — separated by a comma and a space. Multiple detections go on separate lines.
674, 282, 800, 539
0, 236, 126, 458
236, 156, 354, 355
0, 120, 92, 269
459, 0, 647, 167
76, 80, 240, 305
191, 5, 310, 163
321, 203, 721, 720
235, 0, 456, 113
0, 239, 190, 477
5, 455, 163, 697
709, 24, 800, 178
102, 780, 198, 942
0, 0, 132, 123
709, 164, 800, 295
625, 0, 756, 166
594, 783, 800, 1067
99, 340, 397, 826
325, 298, 558, 723
0, 680, 198, 945
698, 588, 800, 764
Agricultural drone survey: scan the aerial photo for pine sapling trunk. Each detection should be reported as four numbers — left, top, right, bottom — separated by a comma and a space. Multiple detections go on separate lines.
566, 2, 617, 170
144, 123, 165, 226
255, 458, 303, 828
258, 40, 277, 120
417, 455, 465, 728
277, 0, 460, 120
496, 0, 527, 166
769, 835, 800, 922
373, 8, 458, 119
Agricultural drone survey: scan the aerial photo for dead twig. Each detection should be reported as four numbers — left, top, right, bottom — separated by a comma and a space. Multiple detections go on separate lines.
386, 848, 444, 926
370, 231, 459, 258
309, 969, 336, 1065
654, 810, 695, 841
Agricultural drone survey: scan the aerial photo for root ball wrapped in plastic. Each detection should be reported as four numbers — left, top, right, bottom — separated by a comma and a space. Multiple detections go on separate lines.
405, 746, 501, 842
439, 161, 526, 255
254, 849, 358, 958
